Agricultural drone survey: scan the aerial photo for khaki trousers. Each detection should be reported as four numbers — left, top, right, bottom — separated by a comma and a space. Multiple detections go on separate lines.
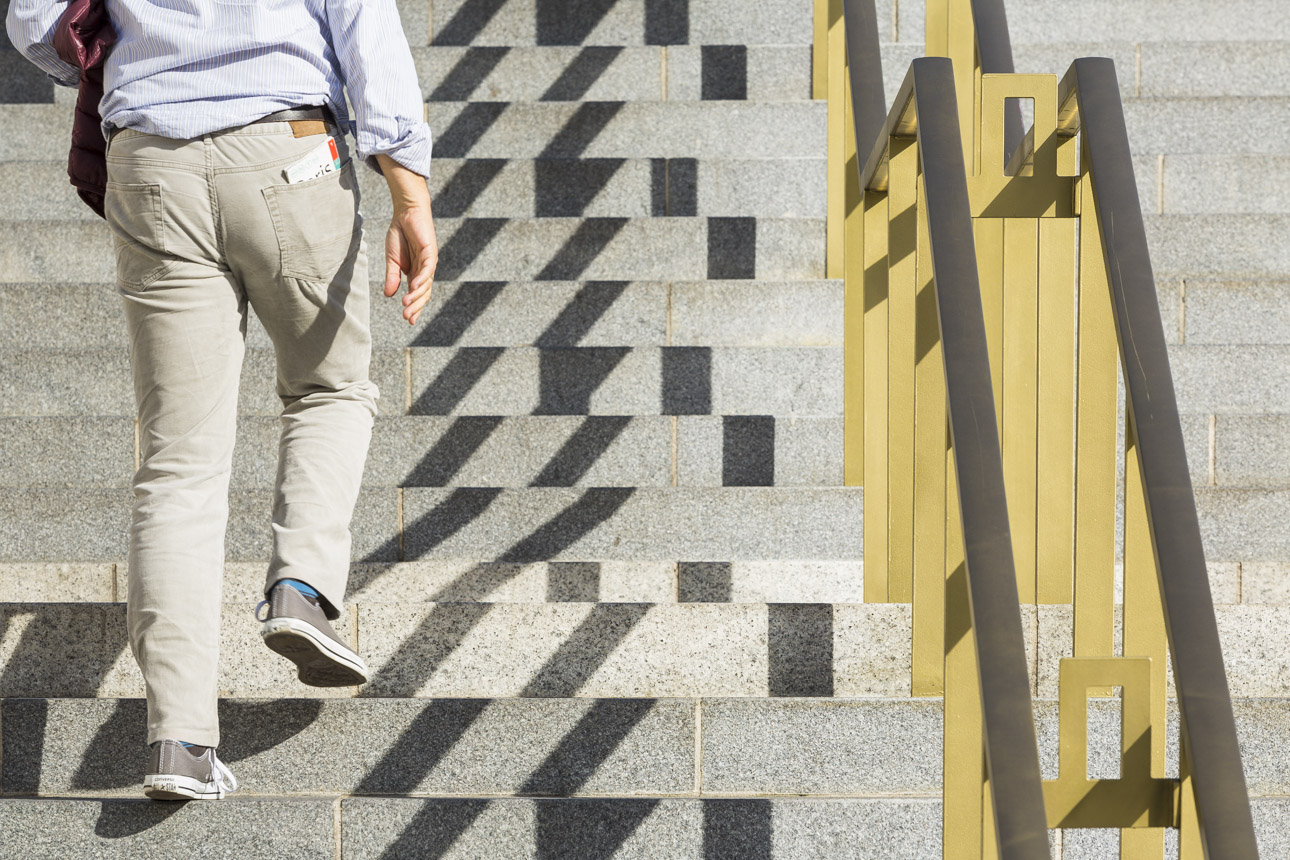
104, 120, 379, 748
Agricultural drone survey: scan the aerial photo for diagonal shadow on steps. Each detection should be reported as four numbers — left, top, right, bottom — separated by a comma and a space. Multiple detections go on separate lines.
534, 280, 630, 346
530, 416, 632, 486
428, 47, 511, 101
540, 47, 624, 100
539, 102, 623, 158
535, 347, 630, 413
535, 218, 628, 280
433, 0, 510, 46
403, 416, 506, 485
430, 103, 509, 159
414, 280, 507, 347
434, 159, 509, 218
534, 159, 627, 217
434, 218, 509, 281
409, 346, 505, 414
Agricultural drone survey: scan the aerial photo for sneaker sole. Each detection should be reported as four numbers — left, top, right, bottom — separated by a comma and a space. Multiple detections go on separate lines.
143, 773, 226, 801
262, 616, 370, 687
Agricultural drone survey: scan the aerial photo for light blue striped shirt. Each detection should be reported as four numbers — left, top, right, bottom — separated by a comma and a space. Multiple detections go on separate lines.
5, 0, 433, 177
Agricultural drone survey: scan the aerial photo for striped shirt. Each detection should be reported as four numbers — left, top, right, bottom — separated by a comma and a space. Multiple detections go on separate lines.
5, 0, 433, 177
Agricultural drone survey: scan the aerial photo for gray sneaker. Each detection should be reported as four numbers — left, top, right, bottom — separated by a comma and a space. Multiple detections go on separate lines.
144, 740, 238, 800
257, 582, 370, 687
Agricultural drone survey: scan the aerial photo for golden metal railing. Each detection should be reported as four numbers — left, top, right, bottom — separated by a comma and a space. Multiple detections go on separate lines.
818, 0, 1259, 856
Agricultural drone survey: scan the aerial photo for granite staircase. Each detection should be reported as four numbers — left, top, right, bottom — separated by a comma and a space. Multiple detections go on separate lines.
1, 0, 1289, 856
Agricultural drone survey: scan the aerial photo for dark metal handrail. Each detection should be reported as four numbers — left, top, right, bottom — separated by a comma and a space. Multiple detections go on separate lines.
864, 57, 1052, 859
1060, 56, 1260, 858
840, 0, 887, 176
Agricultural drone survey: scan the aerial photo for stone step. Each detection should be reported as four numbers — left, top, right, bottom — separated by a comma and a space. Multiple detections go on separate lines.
0, 601, 903, 699
0, 344, 840, 417
0, 560, 868, 604
1176, 279, 1290, 345
6, 212, 1288, 285
0, 280, 845, 350
425, 0, 813, 47
0, 157, 827, 220
5, 598, 1290, 700
1168, 344, 1290, 414
0, 486, 863, 562
419, 44, 811, 102
0, 101, 826, 162
0, 215, 823, 283
2, 413, 842, 489
7, 696, 1290, 801
887, 0, 1290, 46
0, 796, 953, 860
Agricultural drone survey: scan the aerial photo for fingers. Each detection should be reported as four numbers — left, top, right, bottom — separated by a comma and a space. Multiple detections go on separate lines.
402, 248, 438, 324
383, 221, 409, 297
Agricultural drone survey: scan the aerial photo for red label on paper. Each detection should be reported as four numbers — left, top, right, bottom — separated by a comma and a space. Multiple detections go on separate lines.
328, 138, 339, 161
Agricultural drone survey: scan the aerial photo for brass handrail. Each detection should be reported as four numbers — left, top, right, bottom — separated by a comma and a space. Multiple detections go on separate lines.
1060, 57, 1259, 857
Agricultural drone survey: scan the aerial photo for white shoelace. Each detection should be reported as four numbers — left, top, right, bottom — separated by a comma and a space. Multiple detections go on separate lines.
210, 751, 239, 795
254, 599, 270, 622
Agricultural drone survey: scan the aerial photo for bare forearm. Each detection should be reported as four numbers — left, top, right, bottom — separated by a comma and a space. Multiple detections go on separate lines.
376, 153, 431, 213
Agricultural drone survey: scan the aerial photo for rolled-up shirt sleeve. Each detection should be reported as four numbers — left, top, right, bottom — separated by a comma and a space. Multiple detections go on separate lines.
325, 0, 432, 178
5, 0, 81, 87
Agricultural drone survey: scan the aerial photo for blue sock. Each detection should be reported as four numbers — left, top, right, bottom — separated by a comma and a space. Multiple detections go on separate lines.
280, 578, 320, 599
149, 741, 195, 748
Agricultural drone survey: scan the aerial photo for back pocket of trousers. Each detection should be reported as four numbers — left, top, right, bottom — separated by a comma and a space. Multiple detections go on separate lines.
263, 160, 361, 285
105, 181, 171, 290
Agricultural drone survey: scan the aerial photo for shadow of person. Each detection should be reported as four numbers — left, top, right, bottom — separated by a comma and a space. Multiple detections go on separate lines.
93, 799, 186, 839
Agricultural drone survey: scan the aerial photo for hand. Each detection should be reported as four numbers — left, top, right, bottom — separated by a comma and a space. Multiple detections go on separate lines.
376, 154, 438, 325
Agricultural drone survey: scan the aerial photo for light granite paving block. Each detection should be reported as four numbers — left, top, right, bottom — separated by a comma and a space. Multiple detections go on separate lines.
1145, 215, 1290, 279
1242, 562, 1290, 604
692, 158, 827, 218
1196, 488, 1290, 561
1185, 280, 1290, 345
1215, 605, 1290, 697
1004, 0, 1290, 43
1163, 154, 1290, 216
1121, 99, 1290, 157
224, 488, 399, 562
0, 416, 134, 488
0, 563, 116, 602
0, 161, 104, 220
417, 45, 665, 101
1178, 412, 1211, 486
0, 219, 115, 281
372, 280, 668, 348
699, 698, 942, 795
833, 604, 912, 696
1253, 798, 1290, 860
1156, 277, 1183, 344
1169, 346, 1290, 414
1215, 415, 1290, 488
359, 602, 770, 697
399, 487, 863, 561
0, 603, 135, 697
0, 799, 336, 859
1, 697, 696, 796
1140, 41, 1290, 98
407, 346, 841, 416
423, 102, 825, 158
0, 348, 133, 416
675, 416, 723, 485
0, 283, 123, 349
0, 488, 131, 560
340, 797, 943, 860
679, 560, 864, 603
1209, 561, 1243, 605
666, 45, 813, 101
669, 279, 843, 346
